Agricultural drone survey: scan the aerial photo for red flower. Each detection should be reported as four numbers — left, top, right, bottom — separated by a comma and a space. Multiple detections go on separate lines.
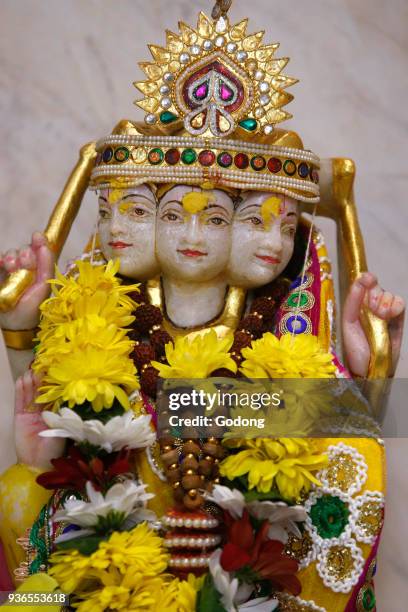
220, 511, 301, 596
36, 446, 132, 493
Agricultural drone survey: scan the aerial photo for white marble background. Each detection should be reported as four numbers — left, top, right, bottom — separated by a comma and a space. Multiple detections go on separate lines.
0, 0, 407, 607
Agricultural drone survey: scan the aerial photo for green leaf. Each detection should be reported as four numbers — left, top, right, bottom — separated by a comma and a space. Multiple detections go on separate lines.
197, 574, 226, 612
56, 534, 108, 555
243, 487, 284, 503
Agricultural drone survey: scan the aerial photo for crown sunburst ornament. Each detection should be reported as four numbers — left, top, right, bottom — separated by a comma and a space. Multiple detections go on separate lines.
134, 12, 297, 137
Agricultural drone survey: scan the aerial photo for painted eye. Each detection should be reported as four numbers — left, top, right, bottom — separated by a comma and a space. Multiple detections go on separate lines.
249, 216, 262, 225
98, 209, 110, 219
131, 207, 146, 217
209, 217, 227, 226
162, 212, 179, 221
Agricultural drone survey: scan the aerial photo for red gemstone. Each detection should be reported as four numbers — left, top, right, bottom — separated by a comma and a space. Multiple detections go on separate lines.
268, 157, 282, 173
234, 153, 249, 169
198, 150, 216, 167
165, 148, 180, 165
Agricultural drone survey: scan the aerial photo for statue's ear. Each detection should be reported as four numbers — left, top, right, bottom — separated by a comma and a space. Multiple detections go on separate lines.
318, 158, 392, 386
0, 142, 96, 313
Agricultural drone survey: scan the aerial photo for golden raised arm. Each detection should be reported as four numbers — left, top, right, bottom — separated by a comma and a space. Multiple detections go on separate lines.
0, 142, 96, 313
319, 157, 392, 383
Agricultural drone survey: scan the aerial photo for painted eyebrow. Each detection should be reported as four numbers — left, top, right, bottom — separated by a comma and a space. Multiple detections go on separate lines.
160, 199, 183, 208
98, 196, 108, 203
121, 193, 156, 203
236, 203, 262, 214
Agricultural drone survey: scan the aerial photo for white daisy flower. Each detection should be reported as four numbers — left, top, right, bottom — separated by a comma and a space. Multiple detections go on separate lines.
247, 500, 307, 543
40, 408, 156, 452
53, 480, 155, 529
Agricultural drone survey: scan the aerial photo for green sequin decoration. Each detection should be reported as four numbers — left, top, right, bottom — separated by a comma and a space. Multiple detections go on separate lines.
310, 495, 349, 539
28, 503, 51, 574
181, 148, 197, 164
363, 587, 376, 610
286, 292, 310, 309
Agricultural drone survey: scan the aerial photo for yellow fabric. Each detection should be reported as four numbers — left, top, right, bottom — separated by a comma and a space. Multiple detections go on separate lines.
296, 438, 385, 610
0, 573, 61, 611
315, 232, 335, 353
0, 464, 51, 586
134, 449, 174, 518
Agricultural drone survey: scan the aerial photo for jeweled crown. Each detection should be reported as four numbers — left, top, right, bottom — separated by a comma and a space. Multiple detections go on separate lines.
89, 10, 320, 203
135, 12, 296, 138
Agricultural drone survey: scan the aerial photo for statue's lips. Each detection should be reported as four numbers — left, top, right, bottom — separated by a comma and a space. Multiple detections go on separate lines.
178, 249, 208, 258
109, 241, 133, 249
255, 254, 281, 264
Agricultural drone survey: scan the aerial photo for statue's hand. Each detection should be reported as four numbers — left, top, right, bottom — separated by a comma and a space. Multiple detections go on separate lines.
343, 272, 405, 377
0, 232, 55, 330
14, 370, 65, 469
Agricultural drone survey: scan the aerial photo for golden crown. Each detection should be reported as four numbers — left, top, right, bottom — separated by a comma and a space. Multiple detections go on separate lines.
89, 10, 320, 203
135, 12, 296, 137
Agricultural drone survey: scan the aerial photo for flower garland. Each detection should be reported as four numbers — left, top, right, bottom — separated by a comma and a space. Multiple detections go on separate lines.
17, 259, 342, 611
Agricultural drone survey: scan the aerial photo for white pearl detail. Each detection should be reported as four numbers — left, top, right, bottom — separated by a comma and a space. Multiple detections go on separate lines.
260, 94, 271, 106
226, 42, 237, 53
203, 40, 213, 51
179, 53, 190, 64
215, 36, 225, 47
190, 45, 201, 56
159, 85, 170, 95
145, 114, 157, 125
259, 81, 270, 93
264, 124, 274, 134
161, 97, 171, 109
236, 51, 248, 62
254, 70, 265, 81
163, 72, 174, 82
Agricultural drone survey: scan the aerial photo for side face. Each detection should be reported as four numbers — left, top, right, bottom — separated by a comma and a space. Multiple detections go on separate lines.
97, 184, 159, 280
227, 191, 299, 288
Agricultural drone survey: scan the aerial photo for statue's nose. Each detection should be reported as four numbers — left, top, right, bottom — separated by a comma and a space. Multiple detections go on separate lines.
184, 214, 204, 244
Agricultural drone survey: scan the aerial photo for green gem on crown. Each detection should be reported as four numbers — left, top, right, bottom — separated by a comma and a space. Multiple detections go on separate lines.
181, 149, 197, 165
160, 111, 178, 124
239, 118, 258, 132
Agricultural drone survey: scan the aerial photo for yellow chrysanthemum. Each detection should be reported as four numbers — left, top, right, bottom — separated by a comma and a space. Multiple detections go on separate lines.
75, 573, 168, 612
49, 523, 169, 595
32, 260, 140, 412
40, 259, 138, 328
152, 574, 204, 612
34, 321, 138, 411
152, 329, 237, 378
220, 437, 328, 502
240, 333, 336, 379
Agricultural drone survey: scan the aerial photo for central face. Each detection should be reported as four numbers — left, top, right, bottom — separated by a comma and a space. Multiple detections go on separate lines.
97, 184, 159, 279
156, 185, 235, 282
227, 191, 299, 288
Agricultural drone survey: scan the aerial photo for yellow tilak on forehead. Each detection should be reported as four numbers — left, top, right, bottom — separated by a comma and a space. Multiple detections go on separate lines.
261, 196, 283, 228
182, 192, 211, 214
108, 188, 127, 205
